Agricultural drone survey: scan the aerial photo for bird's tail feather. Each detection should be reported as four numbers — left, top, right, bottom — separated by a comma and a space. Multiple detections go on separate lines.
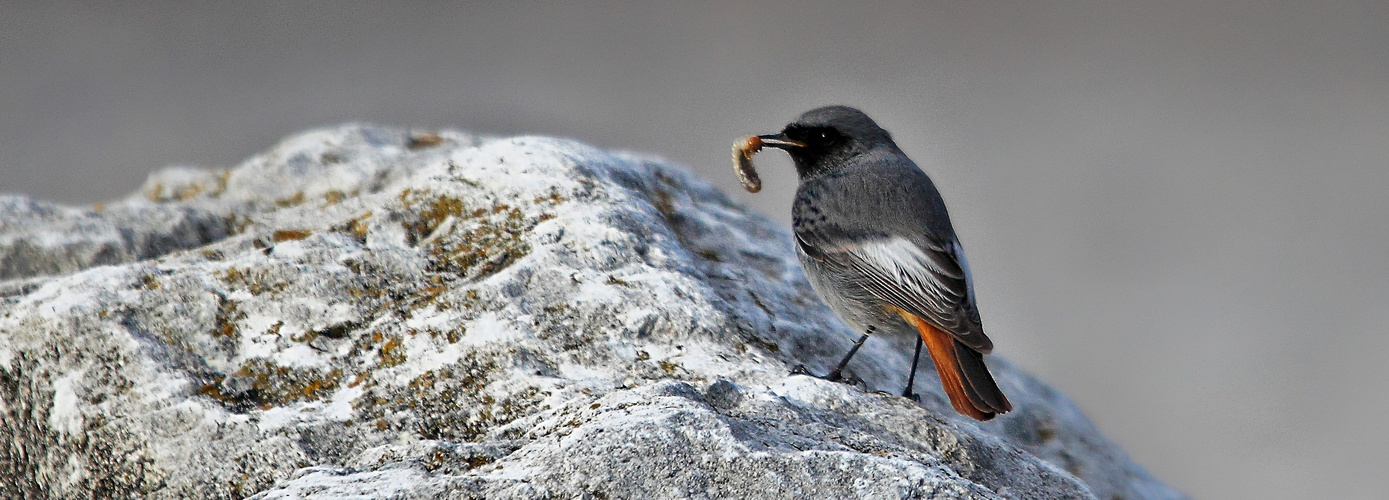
896, 309, 1011, 421
954, 339, 1012, 414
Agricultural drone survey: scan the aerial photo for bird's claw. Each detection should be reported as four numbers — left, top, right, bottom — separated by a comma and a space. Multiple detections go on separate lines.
790, 365, 854, 384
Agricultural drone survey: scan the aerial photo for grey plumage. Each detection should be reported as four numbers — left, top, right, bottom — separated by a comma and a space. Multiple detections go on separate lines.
756, 105, 1011, 420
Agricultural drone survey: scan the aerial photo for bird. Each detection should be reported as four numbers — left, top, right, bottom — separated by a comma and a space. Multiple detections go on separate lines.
747, 105, 1011, 421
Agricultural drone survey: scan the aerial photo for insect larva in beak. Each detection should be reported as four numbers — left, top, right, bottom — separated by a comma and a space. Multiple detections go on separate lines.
731, 135, 764, 193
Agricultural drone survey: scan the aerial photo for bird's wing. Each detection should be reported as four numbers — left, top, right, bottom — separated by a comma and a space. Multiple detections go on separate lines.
797, 232, 992, 352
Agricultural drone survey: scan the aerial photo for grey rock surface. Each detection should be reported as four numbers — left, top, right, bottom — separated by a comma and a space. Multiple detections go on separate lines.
0, 125, 1185, 499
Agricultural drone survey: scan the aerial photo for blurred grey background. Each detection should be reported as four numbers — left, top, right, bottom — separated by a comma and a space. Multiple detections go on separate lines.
3, 2, 1386, 497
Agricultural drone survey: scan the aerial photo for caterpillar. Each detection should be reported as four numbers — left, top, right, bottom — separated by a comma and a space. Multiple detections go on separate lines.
731, 135, 764, 193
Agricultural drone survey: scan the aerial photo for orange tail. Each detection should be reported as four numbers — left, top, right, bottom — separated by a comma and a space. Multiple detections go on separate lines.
895, 309, 1011, 421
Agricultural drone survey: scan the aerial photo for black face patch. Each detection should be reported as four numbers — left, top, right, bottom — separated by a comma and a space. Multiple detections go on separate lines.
783, 125, 846, 152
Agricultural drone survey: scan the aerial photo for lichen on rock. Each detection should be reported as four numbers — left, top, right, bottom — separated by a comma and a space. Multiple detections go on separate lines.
0, 125, 1185, 499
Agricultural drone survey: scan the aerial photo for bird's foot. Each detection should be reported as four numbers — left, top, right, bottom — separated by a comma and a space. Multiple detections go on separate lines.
790, 364, 852, 384
873, 388, 920, 402
900, 383, 921, 401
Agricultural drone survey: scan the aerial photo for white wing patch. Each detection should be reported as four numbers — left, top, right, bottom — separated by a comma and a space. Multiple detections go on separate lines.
841, 235, 990, 351
849, 236, 964, 310
856, 236, 963, 281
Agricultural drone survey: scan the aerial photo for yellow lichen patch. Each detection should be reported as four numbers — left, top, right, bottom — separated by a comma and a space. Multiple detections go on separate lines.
432, 205, 531, 277
140, 275, 162, 290
275, 191, 306, 208
226, 214, 256, 235
210, 169, 231, 197
378, 336, 406, 367
659, 360, 680, 375
407, 132, 444, 150
271, 229, 313, 243
213, 293, 243, 338
445, 327, 465, 344
350, 330, 398, 366
406, 274, 452, 311
217, 267, 288, 295
142, 172, 230, 203
398, 192, 536, 280
296, 323, 338, 343
144, 183, 166, 202
605, 275, 631, 287
348, 372, 372, 388
330, 211, 373, 242
323, 190, 347, 205
532, 190, 566, 205
199, 358, 345, 411
351, 356, 543, 442
174, 183, 204, 201
422, 445, 504, 473
404, 195, 467, 242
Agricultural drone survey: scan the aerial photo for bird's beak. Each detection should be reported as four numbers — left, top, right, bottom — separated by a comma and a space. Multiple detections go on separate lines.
757, 134, 805, 150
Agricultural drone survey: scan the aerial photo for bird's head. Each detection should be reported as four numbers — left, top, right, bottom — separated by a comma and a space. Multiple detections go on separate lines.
757, 106, 896, 178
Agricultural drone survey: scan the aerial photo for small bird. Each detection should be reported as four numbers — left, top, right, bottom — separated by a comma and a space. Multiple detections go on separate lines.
744, 106, 1011, 421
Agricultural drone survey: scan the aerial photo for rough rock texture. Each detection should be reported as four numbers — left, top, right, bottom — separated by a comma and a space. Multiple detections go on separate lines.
0, 125, 1186, 499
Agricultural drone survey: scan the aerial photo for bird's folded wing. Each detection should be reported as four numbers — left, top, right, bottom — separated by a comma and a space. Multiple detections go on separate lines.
800, 233, 992, 352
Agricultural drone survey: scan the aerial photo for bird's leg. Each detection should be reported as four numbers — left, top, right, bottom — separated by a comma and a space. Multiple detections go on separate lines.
902, 335, 923, 401
792, 326, 875, 382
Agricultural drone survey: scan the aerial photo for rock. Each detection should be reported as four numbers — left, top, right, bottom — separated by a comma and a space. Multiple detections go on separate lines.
0, 125, 1186, 499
